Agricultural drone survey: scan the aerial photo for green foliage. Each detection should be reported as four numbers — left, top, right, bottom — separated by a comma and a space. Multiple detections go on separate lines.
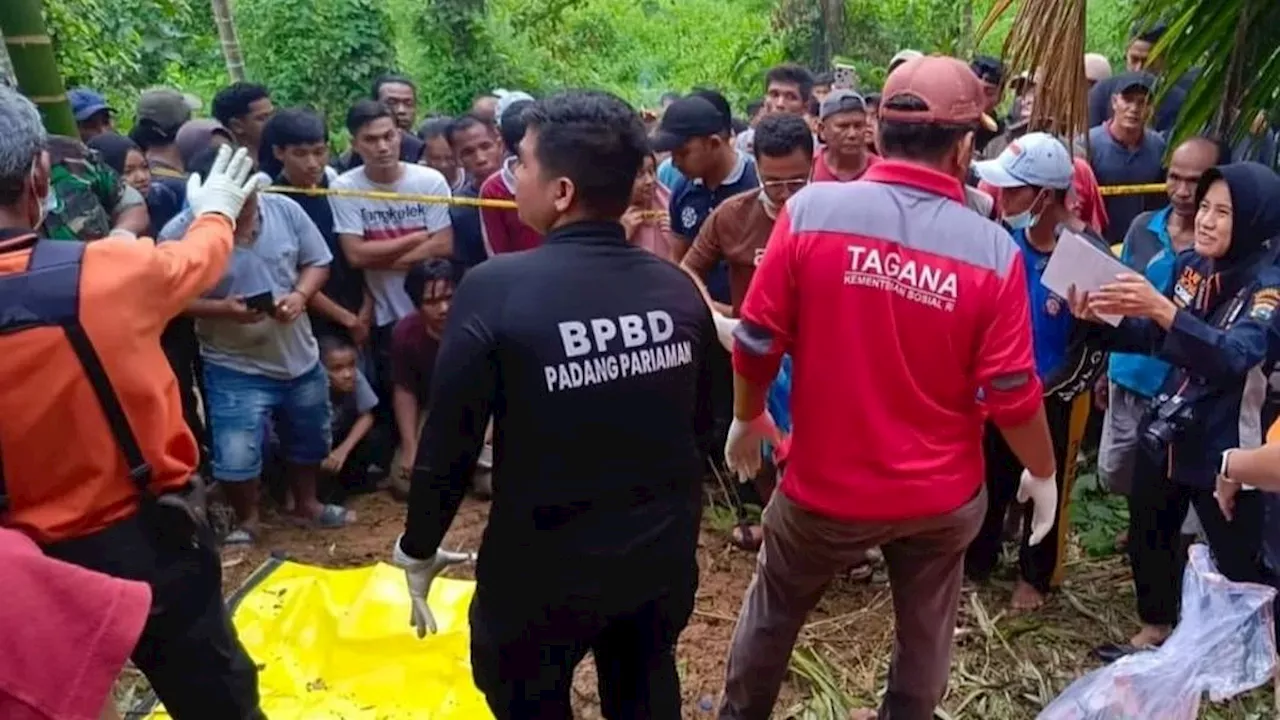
235, 0, 399, 129
1070, 467, 1129, 556
387, 0, 503, 113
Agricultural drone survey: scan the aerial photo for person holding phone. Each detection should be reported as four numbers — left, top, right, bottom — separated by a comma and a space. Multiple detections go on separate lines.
162, 146, 349, 546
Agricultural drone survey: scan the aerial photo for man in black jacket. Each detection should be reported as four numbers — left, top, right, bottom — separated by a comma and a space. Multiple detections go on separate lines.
391, 91, 715, 719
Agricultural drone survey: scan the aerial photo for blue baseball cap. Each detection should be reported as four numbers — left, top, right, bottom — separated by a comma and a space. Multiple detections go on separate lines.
973, 132, 1073, 190
68, 88, 113, 123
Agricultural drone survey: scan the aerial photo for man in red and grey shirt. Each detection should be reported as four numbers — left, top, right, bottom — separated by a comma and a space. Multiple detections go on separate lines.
718, 56, 1059, 720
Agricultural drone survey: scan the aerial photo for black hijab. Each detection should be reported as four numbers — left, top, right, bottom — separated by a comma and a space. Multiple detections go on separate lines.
86, 132, 140, 176
1192, 162, 1280, 314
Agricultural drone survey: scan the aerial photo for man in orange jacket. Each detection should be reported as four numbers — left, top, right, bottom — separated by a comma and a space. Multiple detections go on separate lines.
0, 86, 263, 719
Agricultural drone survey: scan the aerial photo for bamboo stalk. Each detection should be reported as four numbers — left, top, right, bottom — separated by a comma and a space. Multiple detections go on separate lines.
0, 0, 76, 136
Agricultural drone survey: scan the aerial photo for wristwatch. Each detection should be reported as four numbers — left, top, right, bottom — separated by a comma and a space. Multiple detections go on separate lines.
1219, 450, 1237, 483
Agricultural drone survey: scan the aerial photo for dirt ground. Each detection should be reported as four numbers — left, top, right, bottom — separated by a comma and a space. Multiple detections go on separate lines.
213, 489, 1276, 720
221, 490, 821, 718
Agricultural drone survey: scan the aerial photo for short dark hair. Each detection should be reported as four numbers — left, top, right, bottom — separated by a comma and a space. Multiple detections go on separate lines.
346, 99, 393, 136
807, 97, 820, 117
417, 115, 453, 143
864, 92, 881, 110
746, 99, 764, 118
404, 258, 463, 307
499, 100, 535, 154
372, 73, 416, 100
265, 108, 326, 151
731, 117, 749, 135
690, 88, 733, 132
765, 64, 815, 102
877, 96, 971, 163
523, 91, 647, 220
814, 71, 834, 86
445, 114, 495, 148
212, 82, 270, 126
753, 113, 814, 159
319, 334, 356, 360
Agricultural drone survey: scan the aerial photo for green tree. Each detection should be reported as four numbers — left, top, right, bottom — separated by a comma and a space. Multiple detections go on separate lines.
235, 0, 398, 129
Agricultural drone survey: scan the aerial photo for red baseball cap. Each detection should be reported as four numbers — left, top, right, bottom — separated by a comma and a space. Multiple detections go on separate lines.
880, 55, 985, 126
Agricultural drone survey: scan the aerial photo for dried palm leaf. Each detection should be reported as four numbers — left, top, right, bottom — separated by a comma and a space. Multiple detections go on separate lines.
979, 0, 1090, 144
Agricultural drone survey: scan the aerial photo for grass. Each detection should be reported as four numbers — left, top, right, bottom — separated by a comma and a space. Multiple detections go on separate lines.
780, 455, 1278, 719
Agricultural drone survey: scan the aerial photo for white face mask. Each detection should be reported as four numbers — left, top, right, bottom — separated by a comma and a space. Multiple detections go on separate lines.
1001, 189, 1044, 232
37, 183, 57, 227
758, 189, 780, 219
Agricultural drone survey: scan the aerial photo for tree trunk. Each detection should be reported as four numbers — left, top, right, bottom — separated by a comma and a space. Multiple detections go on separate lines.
0, 0, 76, 136
210, 0, 246, 82
823, 0, 845, 66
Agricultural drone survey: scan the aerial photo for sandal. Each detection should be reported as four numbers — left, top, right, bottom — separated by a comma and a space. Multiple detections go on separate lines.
223, 527, 258, 547
729, 523, 763, 552
292, 504, 356, 529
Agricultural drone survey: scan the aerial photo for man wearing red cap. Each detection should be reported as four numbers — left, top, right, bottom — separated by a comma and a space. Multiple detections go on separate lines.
716, 56, 1059, 720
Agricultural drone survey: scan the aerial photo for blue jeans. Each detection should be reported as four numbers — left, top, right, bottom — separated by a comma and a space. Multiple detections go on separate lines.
204, 361, 331, 482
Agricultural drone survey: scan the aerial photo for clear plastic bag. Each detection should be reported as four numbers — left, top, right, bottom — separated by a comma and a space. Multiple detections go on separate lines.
1038, 544, 1278, 720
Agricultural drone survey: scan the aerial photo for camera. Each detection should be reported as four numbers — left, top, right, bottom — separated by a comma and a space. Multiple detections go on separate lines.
1140, 392, 1196, 459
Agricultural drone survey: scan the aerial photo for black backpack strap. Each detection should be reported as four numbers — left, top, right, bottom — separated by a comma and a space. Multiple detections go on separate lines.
29, 241, 154, 494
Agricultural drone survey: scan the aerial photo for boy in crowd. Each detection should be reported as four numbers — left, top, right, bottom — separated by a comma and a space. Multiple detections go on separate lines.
319, 336, 383, 500
330, 100, 453, 425
266, 108, 374, 348
479, 96, 543, 255
446, 114, 504, 267
163, 148, 348, 544
389, 259, 463, 498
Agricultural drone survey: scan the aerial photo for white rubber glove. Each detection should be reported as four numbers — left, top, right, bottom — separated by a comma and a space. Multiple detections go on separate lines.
185, 145, 261, 227
391, 534, 475, 638
724, 411, 782, 482
1017, 469, 1058, 546
712, 312, 740, 352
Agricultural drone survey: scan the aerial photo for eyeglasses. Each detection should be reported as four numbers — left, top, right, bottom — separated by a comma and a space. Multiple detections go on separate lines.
760, 177, 810, 192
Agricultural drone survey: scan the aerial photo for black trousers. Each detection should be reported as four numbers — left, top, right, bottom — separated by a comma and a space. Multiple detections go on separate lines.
161, 318, 209, 472
470, 583, 694, 719
1128, 447, 1273, 627
966, 392, 1091, 592
370, 322, 398, 432
43, 512, 263, 719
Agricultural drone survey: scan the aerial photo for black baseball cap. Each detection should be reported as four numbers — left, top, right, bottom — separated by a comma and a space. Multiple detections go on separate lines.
971, 55, 1005, 86
1113, 71, 1156, 95
650, 96, 725, 152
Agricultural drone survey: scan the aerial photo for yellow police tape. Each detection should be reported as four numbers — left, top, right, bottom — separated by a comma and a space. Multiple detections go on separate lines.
265, 181, 1165, 208
139, 558, 493, 719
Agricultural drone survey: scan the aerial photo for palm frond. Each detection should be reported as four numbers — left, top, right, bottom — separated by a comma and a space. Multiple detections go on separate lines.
979, 0, 1090, 143
1136, 0, 1280, 146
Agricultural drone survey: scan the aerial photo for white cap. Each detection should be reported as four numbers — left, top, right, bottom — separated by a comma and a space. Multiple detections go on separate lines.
1084, 53, 1113, 83
494, 89, 535, 124
888, 49, 923, 71
973, 132, 1073, 190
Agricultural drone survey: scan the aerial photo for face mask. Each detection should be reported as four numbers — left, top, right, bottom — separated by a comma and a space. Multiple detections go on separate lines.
38, 185, 57, 227
758, 189, 780, 219
1002, 191, 1043, 231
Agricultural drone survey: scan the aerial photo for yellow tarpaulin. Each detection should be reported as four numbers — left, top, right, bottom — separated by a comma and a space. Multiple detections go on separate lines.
140, 558, 493, 719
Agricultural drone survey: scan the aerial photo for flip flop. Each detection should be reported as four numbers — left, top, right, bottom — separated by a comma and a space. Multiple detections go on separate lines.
730, 523, 762, 552
223, 527, 257, 547
292, 504, 355, 529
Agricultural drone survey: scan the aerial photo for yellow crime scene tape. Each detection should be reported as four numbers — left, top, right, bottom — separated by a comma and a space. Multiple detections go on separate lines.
266, 181, 1165, 209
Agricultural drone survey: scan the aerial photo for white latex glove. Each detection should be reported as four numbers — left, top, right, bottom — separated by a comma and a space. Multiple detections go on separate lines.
724, 411, 782, 482
391, 534, 475, 638
185, 145, 261, 227
712, 312, 740, 352
1016, 469, 1058, 546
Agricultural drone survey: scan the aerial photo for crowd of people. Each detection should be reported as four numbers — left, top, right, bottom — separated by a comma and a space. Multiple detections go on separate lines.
4, 15, 1280, 720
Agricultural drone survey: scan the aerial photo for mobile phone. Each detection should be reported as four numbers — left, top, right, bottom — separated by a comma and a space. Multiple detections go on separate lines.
833, 64, 857, 90
243, 291, 275, 314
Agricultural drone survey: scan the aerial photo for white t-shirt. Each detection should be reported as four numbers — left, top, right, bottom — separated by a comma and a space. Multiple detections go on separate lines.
330, 163, 452, 326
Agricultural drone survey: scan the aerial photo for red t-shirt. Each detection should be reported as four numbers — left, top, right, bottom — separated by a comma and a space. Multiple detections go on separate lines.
734, 161, 1041, 522
479, 159, 543, 255
390, 313, 442, 403
0, 528, 150, 720
812, 150, 881, 183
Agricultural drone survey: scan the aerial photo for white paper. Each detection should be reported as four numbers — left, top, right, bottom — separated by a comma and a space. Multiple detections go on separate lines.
1040, 229, 1130, 326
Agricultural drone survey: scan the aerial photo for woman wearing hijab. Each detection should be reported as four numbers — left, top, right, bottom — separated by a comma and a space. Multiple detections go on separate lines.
1069, 162, 1280, 654
87, 132, 179, 237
